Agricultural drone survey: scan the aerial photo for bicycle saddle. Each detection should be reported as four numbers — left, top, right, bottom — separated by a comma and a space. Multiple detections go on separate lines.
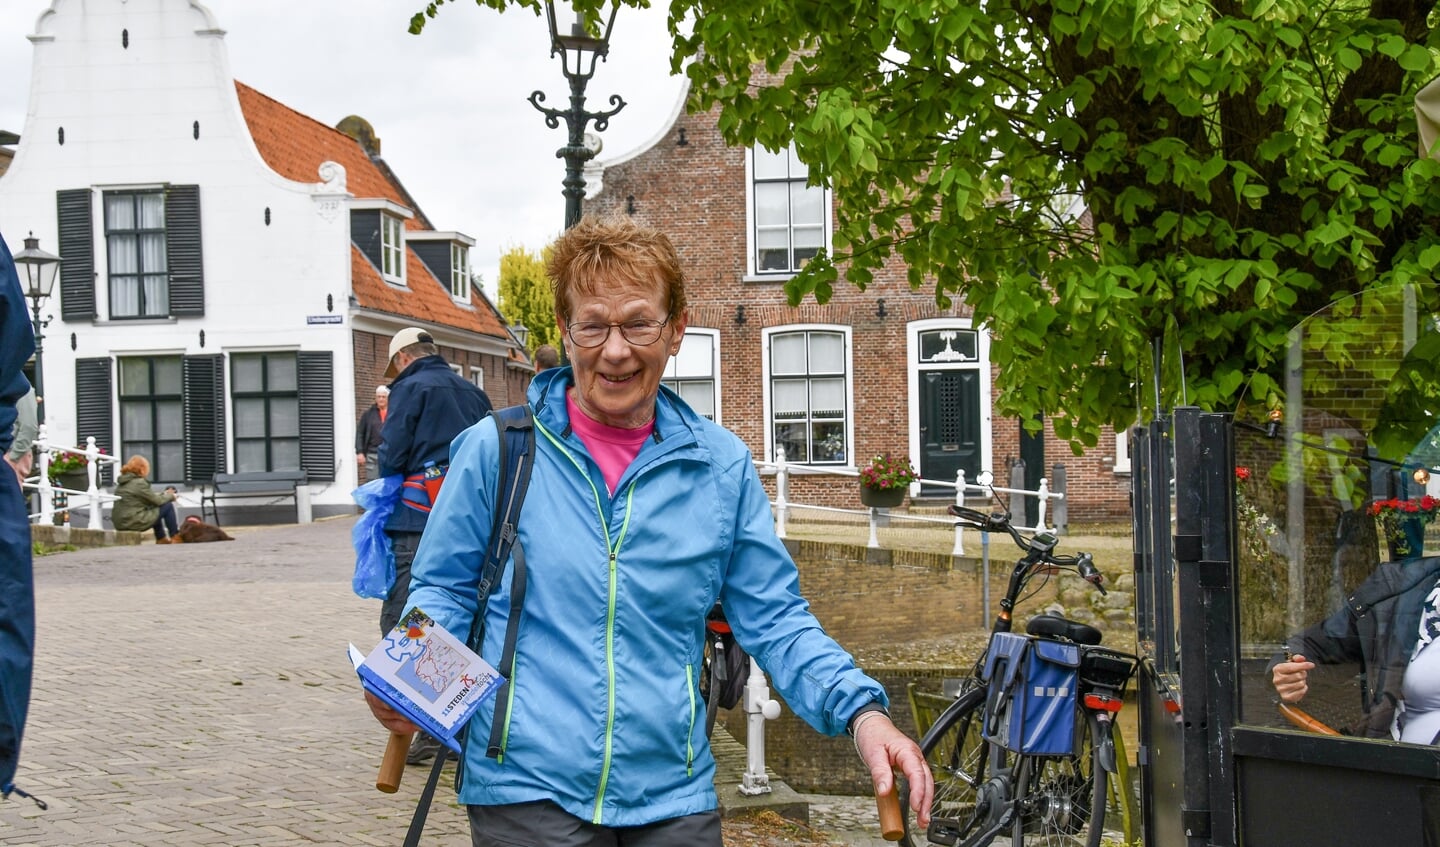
1026, 612, 1102, 645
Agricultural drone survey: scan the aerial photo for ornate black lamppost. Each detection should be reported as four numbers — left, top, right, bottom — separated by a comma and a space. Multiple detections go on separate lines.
528, 2, 625, 230
13, 232, 61, 426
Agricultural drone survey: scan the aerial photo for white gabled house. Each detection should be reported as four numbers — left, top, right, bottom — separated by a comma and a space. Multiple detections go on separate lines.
0, 0, 529, 523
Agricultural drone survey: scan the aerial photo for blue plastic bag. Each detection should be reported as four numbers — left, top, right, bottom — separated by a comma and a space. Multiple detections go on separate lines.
351, 475, 402, 599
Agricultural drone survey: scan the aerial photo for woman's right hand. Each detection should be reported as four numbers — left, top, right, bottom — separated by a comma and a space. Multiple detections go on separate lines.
365, 690, 420, 735
1272, 653, 1315, 703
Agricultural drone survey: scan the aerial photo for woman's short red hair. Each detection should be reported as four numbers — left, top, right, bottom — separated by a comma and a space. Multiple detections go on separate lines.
120, 455, 150, 477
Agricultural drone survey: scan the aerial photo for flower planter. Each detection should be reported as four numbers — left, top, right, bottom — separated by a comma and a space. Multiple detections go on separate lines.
860, 485, 905, 508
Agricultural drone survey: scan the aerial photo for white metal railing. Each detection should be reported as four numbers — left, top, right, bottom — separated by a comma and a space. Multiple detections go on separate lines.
755, 448, 1066, 555
21, 427, 121, 527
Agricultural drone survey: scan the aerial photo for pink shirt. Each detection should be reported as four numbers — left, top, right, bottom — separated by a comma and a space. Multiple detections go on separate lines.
566, 392, 654, 494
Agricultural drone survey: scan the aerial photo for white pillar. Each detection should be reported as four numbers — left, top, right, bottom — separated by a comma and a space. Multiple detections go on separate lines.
738, 657, 780, 795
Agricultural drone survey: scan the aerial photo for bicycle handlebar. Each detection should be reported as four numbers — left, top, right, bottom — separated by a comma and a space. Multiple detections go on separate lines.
948, 504, 1106, 594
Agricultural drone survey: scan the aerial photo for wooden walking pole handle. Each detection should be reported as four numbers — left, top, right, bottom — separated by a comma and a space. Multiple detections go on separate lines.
376, 731, 413, 793
876, 783, 904, 841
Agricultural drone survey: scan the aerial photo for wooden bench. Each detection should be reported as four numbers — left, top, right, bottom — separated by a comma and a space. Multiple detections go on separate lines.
200, 470, 309, 526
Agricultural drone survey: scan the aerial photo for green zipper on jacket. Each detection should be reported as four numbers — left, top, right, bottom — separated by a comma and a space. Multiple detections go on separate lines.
685, 663, 697, 776
535, 420, 636, 824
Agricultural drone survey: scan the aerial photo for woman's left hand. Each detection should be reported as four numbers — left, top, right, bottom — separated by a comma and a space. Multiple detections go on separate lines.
854, 714, 934, 829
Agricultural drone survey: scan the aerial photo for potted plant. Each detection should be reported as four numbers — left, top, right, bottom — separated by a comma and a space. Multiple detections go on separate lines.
47, 449, 94, 490
1369, 495, 1439, 560
858, 454, 918, 508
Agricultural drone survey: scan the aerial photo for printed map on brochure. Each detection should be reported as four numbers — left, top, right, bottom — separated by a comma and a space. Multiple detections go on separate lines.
348, 606, 503, 753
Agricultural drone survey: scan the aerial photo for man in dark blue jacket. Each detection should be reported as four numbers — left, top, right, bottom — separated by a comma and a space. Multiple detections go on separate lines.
376, 327, 491, 637
0, 232, 37, 802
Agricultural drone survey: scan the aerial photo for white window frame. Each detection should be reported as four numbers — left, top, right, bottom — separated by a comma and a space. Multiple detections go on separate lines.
760, 324, 853, 467
380, 213, 405, 284
450, 243, 470, 301
744, 144, 831, 280
103, 188, 169, 319
663, 328, 722, 423
469, 366, 484, 390
906, 318, 994, 489
1114, 429, 1131, 474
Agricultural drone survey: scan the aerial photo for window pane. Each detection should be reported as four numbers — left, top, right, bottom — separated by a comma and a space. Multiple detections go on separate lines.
775, 423, 808, 463
157, 400, 184, 439
809, 333, 845, 373
155, 443, 184, 483
140, 233, 167, 273
138, 193, 164, 228
142, 275, 168, 315
106, 195, 134, 229
270, 439, 301, 470
791, 183, 824, 225
771, 334, 807, 375
813, 422, 846, 463
108, 235, 138, 274
119, 359, 150, 395
757, 247, 790, 271
753, 146, 789, 180
233, 356, 263, 392
669, 334, 713, 378
773, 379, 808, 417
755, 183, 789, 227
111, 278, 140, 317
786, 145, 807, 178
269, 397, 300, 438
677, 381, 714, 419
234, 398, 267, 437
811, 378, 845, 418
235, 441, 266, 473
267, 355, 298, 391
122, 401, 153, 440
154, 358, 182, 394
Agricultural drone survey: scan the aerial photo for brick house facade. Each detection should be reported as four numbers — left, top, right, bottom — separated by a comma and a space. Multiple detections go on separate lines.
584, 85, 1131, 522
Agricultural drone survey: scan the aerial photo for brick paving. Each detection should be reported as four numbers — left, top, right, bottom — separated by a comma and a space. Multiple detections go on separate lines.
0, 516, 891, 846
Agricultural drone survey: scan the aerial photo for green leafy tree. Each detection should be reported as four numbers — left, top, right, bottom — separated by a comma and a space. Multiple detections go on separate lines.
498, 244, 559, 352
414, 0, 1440, 449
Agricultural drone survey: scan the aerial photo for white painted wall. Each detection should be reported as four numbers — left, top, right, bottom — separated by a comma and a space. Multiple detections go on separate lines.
0, 0, 362, 509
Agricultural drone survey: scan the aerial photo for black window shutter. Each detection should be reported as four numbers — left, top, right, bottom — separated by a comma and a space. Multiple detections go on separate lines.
183, 354, 226, 484
166, 184, 204, 316
297, 351, 335, 482
74, 357, 113, 483
57, 189, 96, 320
350, 209, 382, 271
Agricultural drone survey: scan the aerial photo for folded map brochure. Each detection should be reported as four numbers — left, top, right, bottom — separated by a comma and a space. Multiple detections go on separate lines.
348, 606, 503, 754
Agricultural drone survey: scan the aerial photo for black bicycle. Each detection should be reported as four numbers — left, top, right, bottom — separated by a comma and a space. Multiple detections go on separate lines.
904, 504, 1137, 847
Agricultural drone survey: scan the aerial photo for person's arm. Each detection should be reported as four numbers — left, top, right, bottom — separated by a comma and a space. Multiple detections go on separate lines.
377, 385, 419, 478
1268, 607, 1361, 702
130, 479, 174, 507
718, 456, 932, 823
7, 387, 36, 462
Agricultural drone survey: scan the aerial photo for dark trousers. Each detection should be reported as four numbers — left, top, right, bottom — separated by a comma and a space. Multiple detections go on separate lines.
468, 801, 722, 847
0, 464, 35, 787
151, 501, 179, 541
380, 530, 423, 635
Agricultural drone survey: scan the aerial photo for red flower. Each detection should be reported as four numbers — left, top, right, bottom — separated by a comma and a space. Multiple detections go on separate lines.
1235, 467, 1251, 481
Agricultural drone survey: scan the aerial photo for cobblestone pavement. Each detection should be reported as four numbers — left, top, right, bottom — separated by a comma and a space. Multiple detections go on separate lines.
0, 516, 895, 846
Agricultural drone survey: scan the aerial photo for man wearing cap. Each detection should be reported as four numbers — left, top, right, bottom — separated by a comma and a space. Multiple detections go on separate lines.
376, 328, 491, 637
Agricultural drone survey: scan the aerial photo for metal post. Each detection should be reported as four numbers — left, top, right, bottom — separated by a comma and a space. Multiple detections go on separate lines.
773, 445, 788, 539
29, 292, 45, 428
529, 4, 626, 231
738, 656, 780, 795
953, 469, 967, 555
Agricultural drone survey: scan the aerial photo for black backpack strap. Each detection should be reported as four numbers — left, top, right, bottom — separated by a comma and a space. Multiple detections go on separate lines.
463, 404, 535, 760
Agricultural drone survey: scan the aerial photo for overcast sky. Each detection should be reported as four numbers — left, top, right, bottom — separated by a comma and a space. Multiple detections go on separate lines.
0, 0, 687, 303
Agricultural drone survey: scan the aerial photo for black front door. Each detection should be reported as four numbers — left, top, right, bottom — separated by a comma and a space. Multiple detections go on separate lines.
919, 368, 981, 496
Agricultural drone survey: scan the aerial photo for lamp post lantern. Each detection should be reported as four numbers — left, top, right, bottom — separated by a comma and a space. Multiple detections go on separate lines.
528, 1, 626, 230
13, 232, 61, 426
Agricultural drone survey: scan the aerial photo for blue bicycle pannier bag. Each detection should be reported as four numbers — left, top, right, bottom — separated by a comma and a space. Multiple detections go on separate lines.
981, 632, 1080, 755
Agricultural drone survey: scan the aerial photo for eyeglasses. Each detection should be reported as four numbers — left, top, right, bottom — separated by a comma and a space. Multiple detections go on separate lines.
565, 318, 669, 348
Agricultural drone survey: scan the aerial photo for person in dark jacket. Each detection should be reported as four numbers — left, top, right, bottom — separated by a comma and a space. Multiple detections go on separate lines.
111, 455, 180, 543
0, 231, 37, 802
376, 327, 491, 635
376, 327, 491, 765
354, 384, 388, 483
1271, 555, 1440, 739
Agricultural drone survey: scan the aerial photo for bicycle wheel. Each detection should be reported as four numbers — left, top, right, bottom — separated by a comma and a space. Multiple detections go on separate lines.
905, 685, 989, 846
1009, 710, 1108, 847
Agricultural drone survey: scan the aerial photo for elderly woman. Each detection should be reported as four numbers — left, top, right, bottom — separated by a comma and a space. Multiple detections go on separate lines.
112, 455, 179, 544
367, 216, 932, 845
